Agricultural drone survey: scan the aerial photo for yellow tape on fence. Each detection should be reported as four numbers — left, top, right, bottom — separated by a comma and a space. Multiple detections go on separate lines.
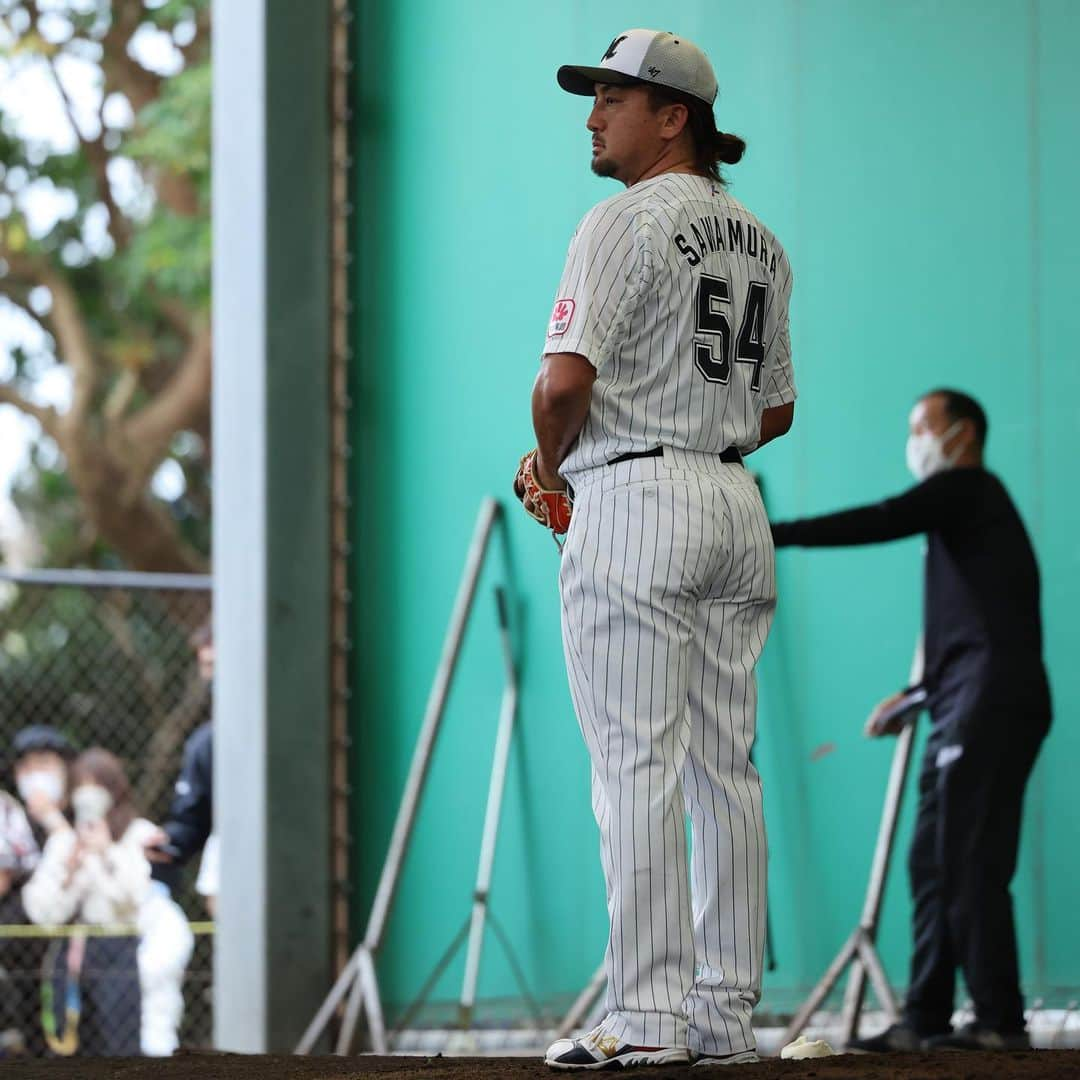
0, 922, 215, 939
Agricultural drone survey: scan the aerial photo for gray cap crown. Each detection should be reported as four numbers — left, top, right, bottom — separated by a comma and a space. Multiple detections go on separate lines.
557, 28, 718, 106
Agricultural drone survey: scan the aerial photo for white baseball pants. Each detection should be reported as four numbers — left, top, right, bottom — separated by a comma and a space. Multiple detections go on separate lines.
559, 449, 774, 1055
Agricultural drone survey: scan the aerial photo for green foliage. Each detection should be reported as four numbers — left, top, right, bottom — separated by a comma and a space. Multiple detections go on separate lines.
126, 53, 211, 180
120, 60, 211, 305
118, 210, 210, 306
0, 1, 212, 569
143, 0, 210, 30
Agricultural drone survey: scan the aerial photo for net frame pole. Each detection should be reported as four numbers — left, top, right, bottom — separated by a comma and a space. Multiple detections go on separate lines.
459, 587, 519, 1026
296, 498, 500, 1055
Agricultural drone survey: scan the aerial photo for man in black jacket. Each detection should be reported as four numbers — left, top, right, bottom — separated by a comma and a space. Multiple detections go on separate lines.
146, 627, 213, 887
771, 388, 1050, 1053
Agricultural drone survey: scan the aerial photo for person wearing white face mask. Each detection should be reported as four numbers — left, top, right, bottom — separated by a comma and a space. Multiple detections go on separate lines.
0, 788, 41, 1055
21, 748, 151, 1056
771, 388, 1051, 1054
11, 726, 75, 844
2, 725, 76, 1056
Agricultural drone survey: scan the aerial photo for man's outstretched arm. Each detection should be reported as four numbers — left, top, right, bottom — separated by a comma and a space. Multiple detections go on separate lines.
771, 471, 967, 548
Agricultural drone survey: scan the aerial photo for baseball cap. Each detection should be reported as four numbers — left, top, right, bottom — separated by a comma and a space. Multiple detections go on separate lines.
11, 725, 75, 762
558, 29, 718, 107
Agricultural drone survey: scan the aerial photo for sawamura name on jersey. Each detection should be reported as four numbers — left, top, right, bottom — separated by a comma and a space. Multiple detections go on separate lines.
674, 214, 781, 278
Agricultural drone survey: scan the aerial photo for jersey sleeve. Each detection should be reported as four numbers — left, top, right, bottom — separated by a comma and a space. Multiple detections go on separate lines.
542, 204, 652, 369
762, 263, 796, 408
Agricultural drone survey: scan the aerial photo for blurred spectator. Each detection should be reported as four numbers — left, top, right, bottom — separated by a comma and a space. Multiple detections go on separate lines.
146, 624, 214, 877
0, 790, 40, 1056
0, 790, 38, 888
12, 726, 75, 845
22, 749, 151, 1056
139, 621, 214, 1055
145, 722, 212, 879
1, 725, 76, 1057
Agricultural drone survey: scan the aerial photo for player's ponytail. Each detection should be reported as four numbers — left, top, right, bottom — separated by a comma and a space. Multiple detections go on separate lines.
646, 84, 745, 185
714, 131, 746, 166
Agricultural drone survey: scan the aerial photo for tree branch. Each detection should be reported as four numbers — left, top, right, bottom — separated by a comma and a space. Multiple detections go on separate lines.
155, 293, 196, 341
118, 321, 211, 501
96, 4, 201, 219
0, 277, 49, 336
99, 1, 162, 114
44, 55, 131, 249
103, 368, 139, 421
3, 251, 99, 426
0, 382, 60, 439
178, 4, 212, 67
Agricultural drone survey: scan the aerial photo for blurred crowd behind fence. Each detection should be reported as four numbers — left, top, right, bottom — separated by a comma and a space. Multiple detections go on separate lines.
0, 569, 213, 1058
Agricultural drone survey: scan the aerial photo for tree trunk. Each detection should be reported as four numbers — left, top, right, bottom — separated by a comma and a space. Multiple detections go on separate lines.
62, 426, 208, 575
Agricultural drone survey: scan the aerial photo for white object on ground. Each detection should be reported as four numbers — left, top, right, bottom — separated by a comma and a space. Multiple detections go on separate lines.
780, 1034, 837, 1059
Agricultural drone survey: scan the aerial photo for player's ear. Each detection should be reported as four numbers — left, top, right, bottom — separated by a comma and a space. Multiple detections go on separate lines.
659, 102, 689, 140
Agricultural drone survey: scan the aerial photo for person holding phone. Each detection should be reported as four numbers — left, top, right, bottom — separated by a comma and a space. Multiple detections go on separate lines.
21, 749, 154, 1056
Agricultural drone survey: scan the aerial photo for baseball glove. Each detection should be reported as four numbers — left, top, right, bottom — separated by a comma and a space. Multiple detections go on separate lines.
513, 450, 573, 536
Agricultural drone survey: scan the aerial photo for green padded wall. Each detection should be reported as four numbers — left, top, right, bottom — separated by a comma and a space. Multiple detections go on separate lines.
349, 0, 1079, 1019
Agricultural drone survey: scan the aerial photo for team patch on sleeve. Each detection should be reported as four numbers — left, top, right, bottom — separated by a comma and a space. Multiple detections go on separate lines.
548, 298, 575, 337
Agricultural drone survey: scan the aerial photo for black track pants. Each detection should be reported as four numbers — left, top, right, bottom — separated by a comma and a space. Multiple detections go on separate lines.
902, 712, 1047, 1035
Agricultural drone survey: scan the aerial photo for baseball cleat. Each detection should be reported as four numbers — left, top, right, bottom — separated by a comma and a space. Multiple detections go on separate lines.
923, 1023, 1031, 1051
693, 1050, 759, 1066
847, 1022, 926, 1053
545, 1025, 690, 1069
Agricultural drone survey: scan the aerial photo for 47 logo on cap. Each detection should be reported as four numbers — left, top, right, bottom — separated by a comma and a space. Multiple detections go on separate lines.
549, 298, 575, 336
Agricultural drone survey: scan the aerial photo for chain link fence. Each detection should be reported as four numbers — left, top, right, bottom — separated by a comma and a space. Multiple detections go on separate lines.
0, 569, 212, 1059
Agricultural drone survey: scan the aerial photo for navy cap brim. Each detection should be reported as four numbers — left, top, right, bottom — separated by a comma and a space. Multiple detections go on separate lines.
557, 64, 641, 96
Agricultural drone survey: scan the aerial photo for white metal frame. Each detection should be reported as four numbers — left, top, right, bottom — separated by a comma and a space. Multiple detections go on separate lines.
297, 498, 521, 1054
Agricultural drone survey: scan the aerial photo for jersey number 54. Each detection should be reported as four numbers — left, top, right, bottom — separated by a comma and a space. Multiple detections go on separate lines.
694, 275, 769, 391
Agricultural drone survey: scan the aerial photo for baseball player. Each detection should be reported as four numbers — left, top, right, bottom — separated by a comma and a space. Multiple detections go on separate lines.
514, 29, 796, 1068
771, 389, 1051, 1053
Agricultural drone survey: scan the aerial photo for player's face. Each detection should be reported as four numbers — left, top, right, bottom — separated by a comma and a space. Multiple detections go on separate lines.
586, 84, 665, 183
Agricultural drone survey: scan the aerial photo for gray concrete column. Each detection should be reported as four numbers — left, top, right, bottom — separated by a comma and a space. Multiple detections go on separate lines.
212, 0, 331, 1053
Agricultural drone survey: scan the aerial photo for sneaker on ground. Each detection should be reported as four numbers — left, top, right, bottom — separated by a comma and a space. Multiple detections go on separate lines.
847, 1022, 927, 1053
693, 1050, 759, 1066
925, 1023, 1031, 1051
544, 1025, 690, 1070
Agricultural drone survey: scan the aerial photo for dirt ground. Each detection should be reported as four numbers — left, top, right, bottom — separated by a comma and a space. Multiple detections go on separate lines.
0, 1051, 1078, 1080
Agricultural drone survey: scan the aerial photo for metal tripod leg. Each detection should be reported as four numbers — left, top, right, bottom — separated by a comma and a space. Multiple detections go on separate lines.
458, 588, 519, 1028
781, 931, 860, 1044
783, 718, 917, 1046
295, 950, 361, 1054
295, 499, 500, 1055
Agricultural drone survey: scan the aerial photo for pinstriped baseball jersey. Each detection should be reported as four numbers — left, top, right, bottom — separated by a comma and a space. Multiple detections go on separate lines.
543, 173, 795, 479
544, 171, 792, 1059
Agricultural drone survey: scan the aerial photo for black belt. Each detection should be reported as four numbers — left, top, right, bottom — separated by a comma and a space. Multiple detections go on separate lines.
608, 446, 742, 466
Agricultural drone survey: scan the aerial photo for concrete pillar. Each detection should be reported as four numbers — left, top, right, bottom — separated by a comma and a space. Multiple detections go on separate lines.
212, 0, 331, 1052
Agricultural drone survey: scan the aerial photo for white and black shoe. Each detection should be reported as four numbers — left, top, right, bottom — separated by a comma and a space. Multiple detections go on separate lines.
693, 1051, 759, 1066
545, 1025, 691, 1070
